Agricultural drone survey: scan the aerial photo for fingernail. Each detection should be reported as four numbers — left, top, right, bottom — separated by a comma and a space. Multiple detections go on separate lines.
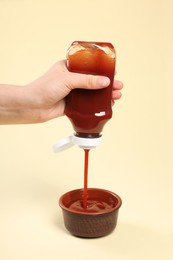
99, 77, 110, 87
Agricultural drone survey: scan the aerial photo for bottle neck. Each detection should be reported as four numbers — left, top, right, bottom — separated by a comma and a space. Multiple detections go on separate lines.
75, 132, 101, 139
73, 134, 102, 149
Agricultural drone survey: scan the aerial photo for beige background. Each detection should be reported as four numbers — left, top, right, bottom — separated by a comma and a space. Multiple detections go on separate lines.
0, 0, 172, 259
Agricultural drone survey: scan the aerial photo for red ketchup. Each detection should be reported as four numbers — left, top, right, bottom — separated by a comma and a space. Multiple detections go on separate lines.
69, 199, 114, 213
65, 41, 116, 139
64, 41, 116, 212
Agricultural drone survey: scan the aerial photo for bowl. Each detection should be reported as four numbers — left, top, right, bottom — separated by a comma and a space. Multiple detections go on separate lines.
59, 188, 122, 238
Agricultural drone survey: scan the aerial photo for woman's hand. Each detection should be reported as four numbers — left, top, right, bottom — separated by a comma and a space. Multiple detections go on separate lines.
0, 60, 123, 124
26, 60, 123, 123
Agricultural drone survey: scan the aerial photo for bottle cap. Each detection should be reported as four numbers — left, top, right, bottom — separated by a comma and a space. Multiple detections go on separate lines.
53, 135, 102, 153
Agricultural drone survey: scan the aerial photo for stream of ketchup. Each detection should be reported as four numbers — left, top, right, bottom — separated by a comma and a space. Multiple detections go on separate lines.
68, 149, 113, 213
83, 149, 89, 210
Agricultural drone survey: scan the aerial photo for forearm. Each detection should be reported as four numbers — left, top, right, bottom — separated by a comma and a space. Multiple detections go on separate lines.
0, 84, 39, 124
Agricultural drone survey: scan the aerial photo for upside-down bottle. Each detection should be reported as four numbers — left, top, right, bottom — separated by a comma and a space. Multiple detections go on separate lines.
53, 41, 116, 152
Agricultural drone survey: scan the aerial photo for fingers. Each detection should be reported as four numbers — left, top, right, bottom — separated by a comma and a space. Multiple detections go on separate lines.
112, 79, 123, 90
112, 90, 122, 100
112, 79, 123, 104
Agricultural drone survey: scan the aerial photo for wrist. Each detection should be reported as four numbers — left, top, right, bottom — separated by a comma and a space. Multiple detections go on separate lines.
0, 84, 40, 124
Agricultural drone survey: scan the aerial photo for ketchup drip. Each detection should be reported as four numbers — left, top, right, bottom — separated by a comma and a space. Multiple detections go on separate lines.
83, 149, 90, 210
69, 149, 114, 213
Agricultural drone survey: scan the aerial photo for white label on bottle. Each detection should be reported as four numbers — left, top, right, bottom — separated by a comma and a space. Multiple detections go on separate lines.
95, 111, 106, 117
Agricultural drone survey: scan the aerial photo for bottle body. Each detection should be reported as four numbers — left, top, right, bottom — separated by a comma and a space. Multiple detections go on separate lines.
65, 41, 116, 138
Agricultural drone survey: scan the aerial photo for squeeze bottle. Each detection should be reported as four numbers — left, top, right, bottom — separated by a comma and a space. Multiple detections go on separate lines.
53, 41, 116, 152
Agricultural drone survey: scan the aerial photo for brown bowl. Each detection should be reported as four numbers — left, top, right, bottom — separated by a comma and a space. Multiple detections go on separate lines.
59, 188, 122, 238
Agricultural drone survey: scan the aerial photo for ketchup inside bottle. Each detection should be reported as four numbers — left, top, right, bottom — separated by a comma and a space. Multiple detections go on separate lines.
65, 41, 116, 138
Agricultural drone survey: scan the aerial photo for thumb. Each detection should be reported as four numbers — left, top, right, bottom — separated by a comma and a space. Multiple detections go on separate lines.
66, 72, 111, 91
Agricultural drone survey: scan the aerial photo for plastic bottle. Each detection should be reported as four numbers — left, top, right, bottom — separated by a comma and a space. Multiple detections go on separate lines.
53, 41, 116, 152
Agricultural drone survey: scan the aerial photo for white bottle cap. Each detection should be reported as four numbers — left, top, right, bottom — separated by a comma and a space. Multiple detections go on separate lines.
53, 135, 102, 153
